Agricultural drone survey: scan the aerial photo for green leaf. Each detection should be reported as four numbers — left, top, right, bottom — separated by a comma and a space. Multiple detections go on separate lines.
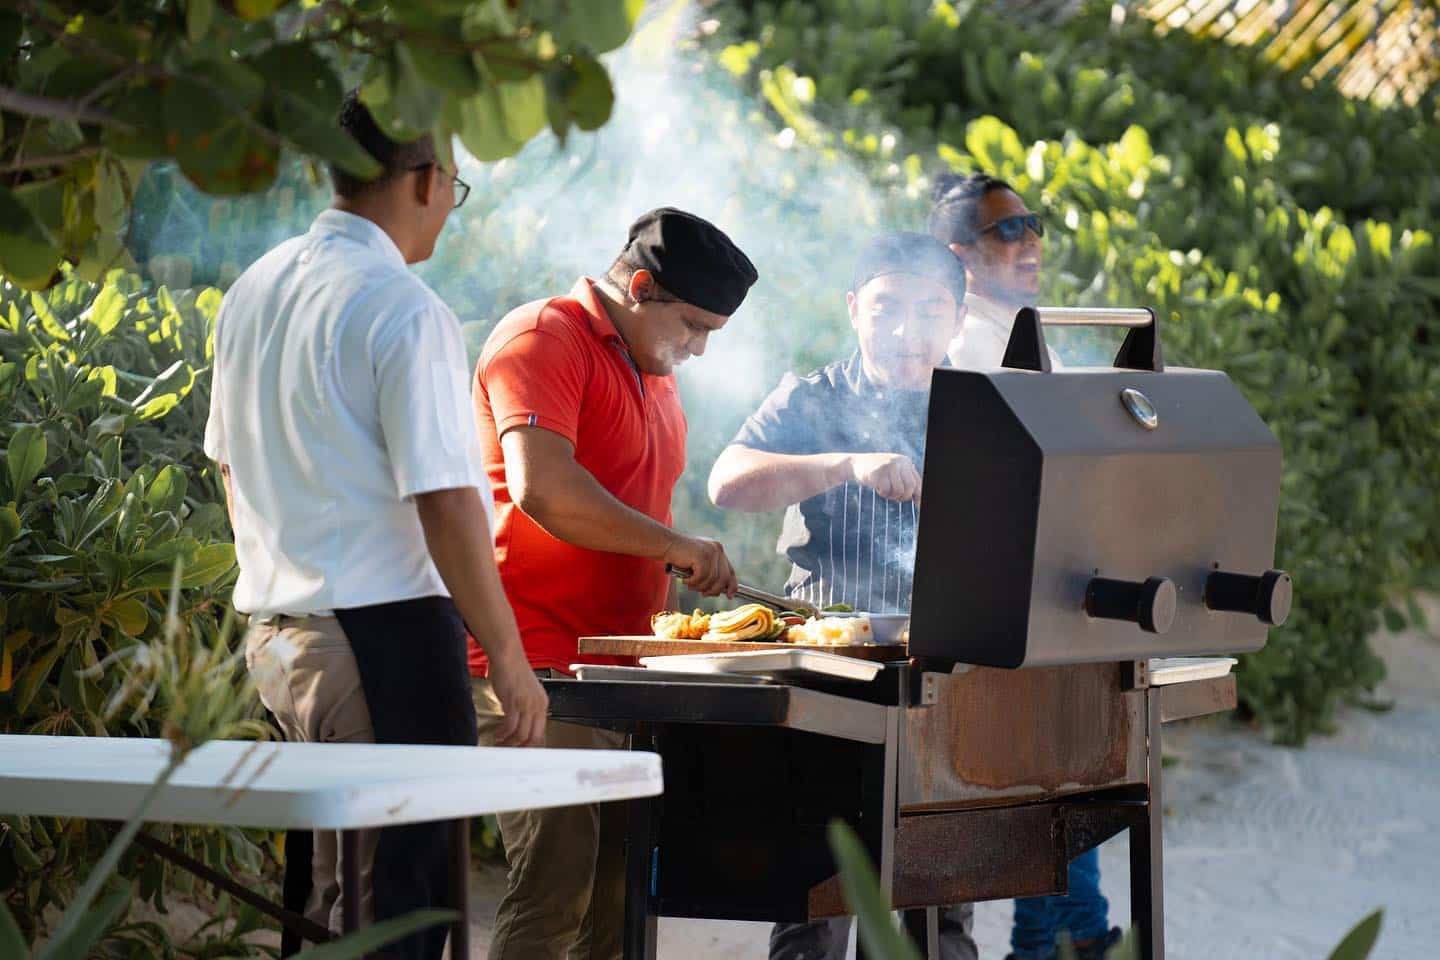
145, 464, 187, 516
293, 910, 457, 960
13, 178, 67, 248
186, 0, 216, 41
8, 424, 49, 495
165, 65, 277, 194
0, 898, 25, 960
16, 642, 64, 714
534, 0, 642, 54
410, 50, 485, 98
92, 161, 130, 234
497, 76, 548, 144
547, 55, 614, 133
826, 820, 922, 960
447, 91, 524, 162
132, 360, 196, 411
255, 44, 381, 180
1326, 909, 1383, 960
0, 505, 20, 554
231, 0, 290, 19
107, 597, 148, 637
180, 543, 236, 587
362, 46, 445, 144
0, 185, 64, 290
87, 285, 126, 335
42, 881, 134, 960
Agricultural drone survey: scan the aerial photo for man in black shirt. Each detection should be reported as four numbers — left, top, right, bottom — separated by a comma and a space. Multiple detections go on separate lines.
708, 232, 977, 960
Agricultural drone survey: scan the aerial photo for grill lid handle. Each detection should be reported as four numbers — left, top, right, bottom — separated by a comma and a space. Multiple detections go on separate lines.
1002, 306, 1164, 373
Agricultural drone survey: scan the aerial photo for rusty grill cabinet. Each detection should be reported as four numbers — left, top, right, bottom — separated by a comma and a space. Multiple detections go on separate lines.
552, 309, 1284, 960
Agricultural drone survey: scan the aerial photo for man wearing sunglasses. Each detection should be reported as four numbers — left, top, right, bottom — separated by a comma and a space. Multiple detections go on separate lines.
928, 173, 1120, 960
929, 173, 1056, 369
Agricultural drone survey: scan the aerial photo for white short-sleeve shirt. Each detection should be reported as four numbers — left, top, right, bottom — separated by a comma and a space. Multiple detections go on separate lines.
946, 291, 1063, 370
204, 209, 491, 617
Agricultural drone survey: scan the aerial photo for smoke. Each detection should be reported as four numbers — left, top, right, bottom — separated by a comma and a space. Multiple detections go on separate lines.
417, 0, 914, 588
131, 0, 926, 591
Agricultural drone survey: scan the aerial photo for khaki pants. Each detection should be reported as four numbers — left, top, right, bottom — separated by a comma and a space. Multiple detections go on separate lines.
246, 616, 377, 936
472, 676, 628, 960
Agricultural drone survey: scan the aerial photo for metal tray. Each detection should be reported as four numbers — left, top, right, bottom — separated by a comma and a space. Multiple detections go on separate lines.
571, 665, 772, 685
638, 649, 885, 683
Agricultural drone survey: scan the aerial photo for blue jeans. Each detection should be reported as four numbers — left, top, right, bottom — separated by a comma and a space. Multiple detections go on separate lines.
1010, 848, 1109, 959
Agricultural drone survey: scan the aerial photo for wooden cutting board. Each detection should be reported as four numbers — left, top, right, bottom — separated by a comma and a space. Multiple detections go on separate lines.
579, 636, 907, 662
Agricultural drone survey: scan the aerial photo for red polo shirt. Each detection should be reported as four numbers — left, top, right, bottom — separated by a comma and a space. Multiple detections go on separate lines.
467, 278, 687, 676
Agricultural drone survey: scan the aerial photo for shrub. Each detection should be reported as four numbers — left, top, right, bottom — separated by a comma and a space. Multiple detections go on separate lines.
0, 269, 271, 947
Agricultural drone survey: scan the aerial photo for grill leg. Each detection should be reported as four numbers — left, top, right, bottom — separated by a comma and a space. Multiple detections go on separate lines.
901, 906, 941, 958
624, 731, 658, 960
341, 829, 361, 935
1130, 694, 1165, 960
451, 817, 471, 958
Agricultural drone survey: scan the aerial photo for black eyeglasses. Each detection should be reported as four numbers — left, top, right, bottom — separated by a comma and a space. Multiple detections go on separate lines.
979, 214, 1044, 243
409, 163, 470, 209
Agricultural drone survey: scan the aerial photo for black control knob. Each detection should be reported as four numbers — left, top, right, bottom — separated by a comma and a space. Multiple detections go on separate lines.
1205, 569, 1292, 626
1085, 576, 1177, 634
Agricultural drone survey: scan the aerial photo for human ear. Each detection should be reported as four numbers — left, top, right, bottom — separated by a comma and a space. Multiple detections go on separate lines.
846, 290, 859, 332
412, 165, 436, 206
628, 269, 655, 302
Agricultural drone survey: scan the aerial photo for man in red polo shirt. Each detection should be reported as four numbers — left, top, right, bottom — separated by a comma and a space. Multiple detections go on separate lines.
469, 207, 757, 960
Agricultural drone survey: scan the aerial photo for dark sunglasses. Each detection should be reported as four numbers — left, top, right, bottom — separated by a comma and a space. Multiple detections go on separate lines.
979, 214, 1044, 243
409, 163, 471, 209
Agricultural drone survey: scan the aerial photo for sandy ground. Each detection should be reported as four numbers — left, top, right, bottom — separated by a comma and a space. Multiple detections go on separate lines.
138, 617, 1440, 959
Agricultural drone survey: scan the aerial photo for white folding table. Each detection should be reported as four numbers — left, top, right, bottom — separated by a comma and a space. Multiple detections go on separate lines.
0, 735, 664, 954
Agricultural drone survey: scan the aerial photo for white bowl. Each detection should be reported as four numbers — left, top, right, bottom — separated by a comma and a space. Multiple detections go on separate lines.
821, 611, 909, 645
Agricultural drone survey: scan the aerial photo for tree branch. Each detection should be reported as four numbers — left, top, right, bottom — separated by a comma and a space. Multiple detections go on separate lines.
0, 86, 130, 129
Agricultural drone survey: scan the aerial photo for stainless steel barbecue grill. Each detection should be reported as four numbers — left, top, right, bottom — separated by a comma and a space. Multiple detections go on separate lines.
547, 308, 1291, 960
910, 306, 1291, 667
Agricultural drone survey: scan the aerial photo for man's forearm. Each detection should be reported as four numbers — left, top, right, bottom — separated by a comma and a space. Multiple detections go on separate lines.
415, 487, 525, 662
709, 446, 851, 512
518, 458, 677, 560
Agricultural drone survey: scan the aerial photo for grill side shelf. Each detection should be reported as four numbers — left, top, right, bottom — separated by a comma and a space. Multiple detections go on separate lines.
543, 679, 890, 744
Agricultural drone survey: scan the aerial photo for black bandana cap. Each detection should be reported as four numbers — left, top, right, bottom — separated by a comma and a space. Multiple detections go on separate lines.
622, 207, 759, 316
851, 231, 967, 306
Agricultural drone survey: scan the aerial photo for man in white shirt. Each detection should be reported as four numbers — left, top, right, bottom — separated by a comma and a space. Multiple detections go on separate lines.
205, 92, 545, 960
928, 173, 1120, 960
930, 172, 1059, 370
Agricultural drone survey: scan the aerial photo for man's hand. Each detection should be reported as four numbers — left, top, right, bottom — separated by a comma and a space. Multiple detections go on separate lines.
849, 453, 922, 503
662, 534, 739, 597
487, 648, 548, 747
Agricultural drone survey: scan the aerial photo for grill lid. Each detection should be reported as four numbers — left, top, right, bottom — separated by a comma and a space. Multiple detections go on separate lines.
909, 306, 1289, 668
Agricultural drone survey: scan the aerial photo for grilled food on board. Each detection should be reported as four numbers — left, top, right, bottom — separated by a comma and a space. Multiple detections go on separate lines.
651, 609, 711, 640
651, 603, 874, 646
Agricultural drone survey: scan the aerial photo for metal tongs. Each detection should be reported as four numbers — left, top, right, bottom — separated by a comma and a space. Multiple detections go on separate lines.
665, 565, 819, 618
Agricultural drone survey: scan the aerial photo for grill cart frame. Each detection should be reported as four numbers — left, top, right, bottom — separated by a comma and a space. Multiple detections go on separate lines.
546, 658, 1234, 960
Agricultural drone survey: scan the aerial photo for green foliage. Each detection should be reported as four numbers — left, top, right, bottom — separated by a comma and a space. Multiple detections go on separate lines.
705, 0, 1439, 744
826, 820, 921, 960
0, 268, 272, 948
0, 0, 640, 290
1327, 909, 1384, 960
0, 567, 451, 957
